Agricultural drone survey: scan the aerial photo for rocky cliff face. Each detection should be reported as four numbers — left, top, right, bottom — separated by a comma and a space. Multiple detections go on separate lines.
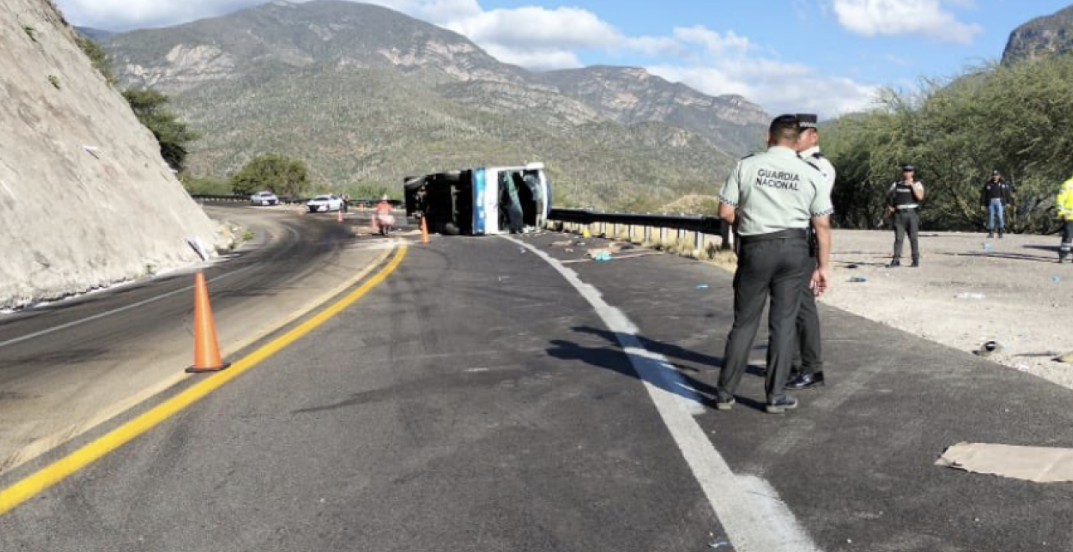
1003, 4, 1073, 65
0, 0, 221, 309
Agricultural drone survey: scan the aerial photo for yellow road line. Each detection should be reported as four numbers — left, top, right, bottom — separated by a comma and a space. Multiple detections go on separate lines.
0, 245, 408, 517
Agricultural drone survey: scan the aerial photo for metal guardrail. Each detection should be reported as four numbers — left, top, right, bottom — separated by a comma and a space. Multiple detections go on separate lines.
190, 194, 404, 208
548, 208, 732, 250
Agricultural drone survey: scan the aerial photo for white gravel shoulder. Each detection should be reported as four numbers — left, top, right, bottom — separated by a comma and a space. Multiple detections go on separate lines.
821, 229, 1073, 389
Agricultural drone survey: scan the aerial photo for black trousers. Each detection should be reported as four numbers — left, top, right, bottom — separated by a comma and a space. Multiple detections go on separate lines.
793, 257, 822, 375
718, 232, 810, 403
893, 209, 920, 262
1061, 220, 1073, 261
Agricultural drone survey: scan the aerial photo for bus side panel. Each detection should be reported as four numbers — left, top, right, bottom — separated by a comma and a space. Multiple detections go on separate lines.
473, 168, 487, 235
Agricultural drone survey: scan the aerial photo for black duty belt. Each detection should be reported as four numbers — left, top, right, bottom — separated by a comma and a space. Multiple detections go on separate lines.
739, 228, 808, 245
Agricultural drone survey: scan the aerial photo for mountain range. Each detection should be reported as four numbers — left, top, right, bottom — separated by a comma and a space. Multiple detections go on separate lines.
101, 0, 768, 209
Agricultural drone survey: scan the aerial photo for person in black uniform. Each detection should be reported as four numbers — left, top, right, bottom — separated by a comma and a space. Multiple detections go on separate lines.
888, 165, 925, 267
715, 115, 834, 414
981, 170, 1012, 238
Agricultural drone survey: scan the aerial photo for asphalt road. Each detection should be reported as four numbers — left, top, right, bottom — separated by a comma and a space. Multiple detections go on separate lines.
0, 204, 391, 471
1, 229, 1072, 551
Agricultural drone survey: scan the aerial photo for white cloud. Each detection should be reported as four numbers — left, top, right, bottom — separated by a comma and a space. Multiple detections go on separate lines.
440, 5, 622, 69
831, 0, 982, 44
57, 0, 258, 29
649, 61, 880, 119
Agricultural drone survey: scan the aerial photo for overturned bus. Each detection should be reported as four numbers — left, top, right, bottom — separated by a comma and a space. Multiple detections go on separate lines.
404, 163, 550, 235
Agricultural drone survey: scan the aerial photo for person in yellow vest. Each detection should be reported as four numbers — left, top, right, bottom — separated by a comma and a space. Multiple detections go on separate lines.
1058, 175, 1073, 263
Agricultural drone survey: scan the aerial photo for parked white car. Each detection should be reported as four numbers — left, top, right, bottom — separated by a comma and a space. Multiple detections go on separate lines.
250, 191, 279, 206
306, 194, 343, 213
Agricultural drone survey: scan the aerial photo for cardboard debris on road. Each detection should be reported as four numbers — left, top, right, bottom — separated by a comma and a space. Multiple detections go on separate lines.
937, 442, 1073, 483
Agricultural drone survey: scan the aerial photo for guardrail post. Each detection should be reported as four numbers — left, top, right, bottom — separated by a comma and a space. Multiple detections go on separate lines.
694, 231, 702, 252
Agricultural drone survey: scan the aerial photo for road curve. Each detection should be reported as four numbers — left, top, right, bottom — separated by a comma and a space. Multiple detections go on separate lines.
0, 205, 392, 472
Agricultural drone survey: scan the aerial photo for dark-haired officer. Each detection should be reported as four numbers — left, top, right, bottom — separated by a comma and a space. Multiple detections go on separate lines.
788, 114, 836, 391
716, 114, 834, 414
888, 164, 924, 267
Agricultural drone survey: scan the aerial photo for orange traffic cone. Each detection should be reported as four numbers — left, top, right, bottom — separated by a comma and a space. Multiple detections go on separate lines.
337, 209, 344, 223
186, 272, 230, 374
420, 216, 430, 245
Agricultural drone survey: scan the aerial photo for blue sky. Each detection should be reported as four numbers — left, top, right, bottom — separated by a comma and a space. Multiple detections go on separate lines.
57, 0, 1073, 117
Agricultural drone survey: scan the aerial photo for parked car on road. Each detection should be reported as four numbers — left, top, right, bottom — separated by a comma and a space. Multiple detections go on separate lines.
250, 191, 279, 206
306, 194, 344, 213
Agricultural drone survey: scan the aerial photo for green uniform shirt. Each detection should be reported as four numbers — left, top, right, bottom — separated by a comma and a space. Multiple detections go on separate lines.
718, 146, 833, 236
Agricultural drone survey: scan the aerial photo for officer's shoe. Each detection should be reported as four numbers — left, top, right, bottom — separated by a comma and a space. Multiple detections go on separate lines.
987, 232, 994, 239
999, 230, 1004, 239
715, 394, 736, 411
888, 260, 901, 268
786, 372, 825, 390
765, 395, 798, 414
910, 260, 920, 268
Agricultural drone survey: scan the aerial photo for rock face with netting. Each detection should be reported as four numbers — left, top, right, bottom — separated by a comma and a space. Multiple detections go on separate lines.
0, 0, 221, 309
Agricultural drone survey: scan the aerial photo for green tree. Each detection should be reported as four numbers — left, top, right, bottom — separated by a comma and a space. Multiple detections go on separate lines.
74, 34, 115, 85
230, 153, 310, 196
823, 54, 1073, 234
123, 89, 200, 173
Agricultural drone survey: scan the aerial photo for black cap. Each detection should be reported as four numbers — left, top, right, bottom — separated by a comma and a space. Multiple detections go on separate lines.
992, 169, 1001, 176
796, 114, 818, 130
901, 164, 916, 172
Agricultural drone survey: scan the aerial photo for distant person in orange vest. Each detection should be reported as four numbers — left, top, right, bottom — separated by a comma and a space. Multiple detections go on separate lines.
375, 195, 392, 216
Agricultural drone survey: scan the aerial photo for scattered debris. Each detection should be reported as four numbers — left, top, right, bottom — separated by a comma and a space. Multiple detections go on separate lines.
1055, 351, 1073, 364
564, 248, 575, 253
849, 276, 868, 283
709, 540, 730, 549
550, 240, 573, 247
587, 247, 619, 260
592, 252, 613, 262
938, 442, 1073, 483
976, 340, 999, 357
1052, 276, 1062, 283
955, 292, 986, 300
846, 264, 860, 269
696, 284, 710, 290
982, 243, 993, 251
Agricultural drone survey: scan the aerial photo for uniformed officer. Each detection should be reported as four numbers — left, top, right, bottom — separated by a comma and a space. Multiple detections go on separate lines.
715, 114, 834, 414
888, 165, 924, 267
981, 170, 1012, 239
787, 114, 836, 391
1057, 174, 1073, 263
